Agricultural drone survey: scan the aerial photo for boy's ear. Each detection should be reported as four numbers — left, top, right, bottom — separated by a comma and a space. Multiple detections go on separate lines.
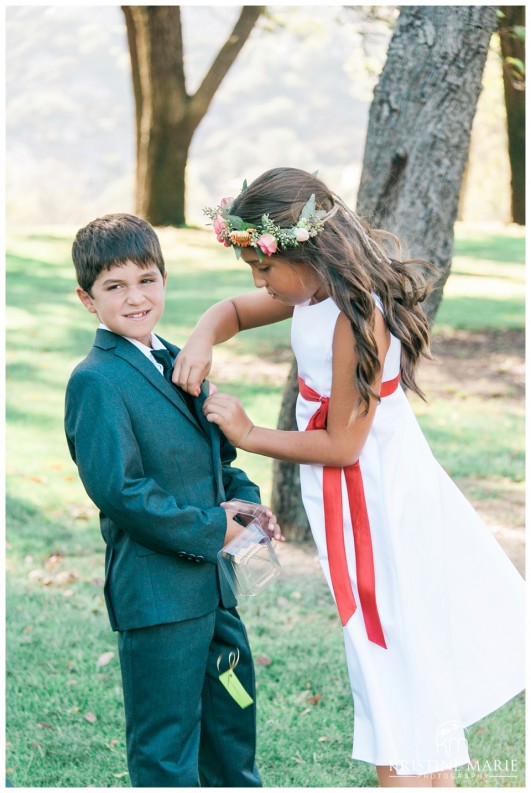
76, 287, 98, 314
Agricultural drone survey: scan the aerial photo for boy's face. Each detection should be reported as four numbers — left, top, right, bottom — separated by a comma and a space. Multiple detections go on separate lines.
77, 260, 167, 347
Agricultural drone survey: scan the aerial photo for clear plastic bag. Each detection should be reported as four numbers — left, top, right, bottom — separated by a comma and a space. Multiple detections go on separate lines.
218, 500, 281, 597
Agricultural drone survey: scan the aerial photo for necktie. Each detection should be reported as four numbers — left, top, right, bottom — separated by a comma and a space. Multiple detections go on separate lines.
151, 347, 196, 413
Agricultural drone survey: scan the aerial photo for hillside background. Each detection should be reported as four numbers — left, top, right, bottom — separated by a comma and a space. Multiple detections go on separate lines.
6, 5, 511, 229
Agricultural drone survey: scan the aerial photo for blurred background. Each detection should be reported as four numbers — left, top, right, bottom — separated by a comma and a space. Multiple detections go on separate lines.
6, 5, 513, 228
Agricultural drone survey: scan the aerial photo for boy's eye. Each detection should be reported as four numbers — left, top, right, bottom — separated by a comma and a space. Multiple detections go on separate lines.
141, 278, 155, 284
257, 266, 270, 273
107, 284, 121, 291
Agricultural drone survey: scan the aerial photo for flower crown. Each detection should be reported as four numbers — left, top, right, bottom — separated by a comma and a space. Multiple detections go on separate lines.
203, 182, 332, 261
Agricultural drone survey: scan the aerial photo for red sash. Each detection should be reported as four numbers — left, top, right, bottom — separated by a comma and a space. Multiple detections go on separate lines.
298, 374, 399, 649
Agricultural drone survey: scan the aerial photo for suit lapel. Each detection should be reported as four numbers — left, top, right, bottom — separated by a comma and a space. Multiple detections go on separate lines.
160, 336, 224, 498
94, 329, 202, 431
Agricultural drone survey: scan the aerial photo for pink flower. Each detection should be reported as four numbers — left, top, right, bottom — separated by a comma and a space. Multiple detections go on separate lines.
295, 227, 310, 242
257, 233, 277, 256
220, 196, 235, 209
213, 214, 230, 245
213, 214, 226, 235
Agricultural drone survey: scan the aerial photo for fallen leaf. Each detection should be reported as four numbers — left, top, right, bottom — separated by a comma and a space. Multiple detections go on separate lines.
97, 651, 115, 668
300, 707, 311, 717
318, 736, 330, 742
62, 589, 74, 597
306, 693, 323, 705
67, 679, 78, 686
48, 462, 65, 472
291, 590, 302, 600
44, 554, 63, 570
91, 577, 104, 586
113, 772, 129, 778
37, 722, 54, 730
32, 742, 42, 748
29, 476, 46, 484
84, 712, 97, 724
55, 570, 79, 584
276, 596, 289, 607
23, 625, 33, 634
256, 655, 271, 666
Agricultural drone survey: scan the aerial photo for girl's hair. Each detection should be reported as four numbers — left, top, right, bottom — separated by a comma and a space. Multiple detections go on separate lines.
230, 167, 433, 411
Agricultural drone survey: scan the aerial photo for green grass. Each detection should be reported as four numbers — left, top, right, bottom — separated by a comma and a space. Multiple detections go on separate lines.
5, 223, 525, 786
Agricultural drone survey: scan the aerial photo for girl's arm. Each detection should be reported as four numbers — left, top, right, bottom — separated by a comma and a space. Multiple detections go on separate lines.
203, 309, 391, 468
173, 291, 293, 395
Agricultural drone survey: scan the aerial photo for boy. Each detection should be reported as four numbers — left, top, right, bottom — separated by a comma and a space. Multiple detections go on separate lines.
65, 213, 276, 787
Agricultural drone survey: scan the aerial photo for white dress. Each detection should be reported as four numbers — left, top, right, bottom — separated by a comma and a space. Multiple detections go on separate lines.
292, 295, 525, 775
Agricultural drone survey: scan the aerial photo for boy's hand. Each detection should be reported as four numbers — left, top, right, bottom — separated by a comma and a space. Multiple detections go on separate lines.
221, 502, 285, 543
203, 393, 254, 448
172, 338, 213, 397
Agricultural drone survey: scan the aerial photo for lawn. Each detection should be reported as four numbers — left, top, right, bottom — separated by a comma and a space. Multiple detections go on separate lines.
5, 221, 525, 787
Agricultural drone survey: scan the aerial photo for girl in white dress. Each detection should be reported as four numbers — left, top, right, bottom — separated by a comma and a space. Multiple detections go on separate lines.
174, 168, 525, 788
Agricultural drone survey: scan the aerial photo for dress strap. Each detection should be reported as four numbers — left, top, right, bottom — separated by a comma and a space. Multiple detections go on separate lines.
298, 375, 388, 649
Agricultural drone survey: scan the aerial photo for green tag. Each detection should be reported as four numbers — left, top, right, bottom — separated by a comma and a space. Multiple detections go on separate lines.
219, 668, 253, 709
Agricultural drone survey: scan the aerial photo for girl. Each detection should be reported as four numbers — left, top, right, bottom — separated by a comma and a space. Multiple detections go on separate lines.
173, 168, 524, 787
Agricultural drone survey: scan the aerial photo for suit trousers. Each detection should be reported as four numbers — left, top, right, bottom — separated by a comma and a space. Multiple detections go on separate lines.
117, 606, 262, 787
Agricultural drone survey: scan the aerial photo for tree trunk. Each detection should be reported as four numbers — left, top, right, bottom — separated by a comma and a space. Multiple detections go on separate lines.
499, 6, 525, 225
121, 6, 264, 226
357, 5, 497, 321
271, 360, 310, 540
273, 6, 497, 541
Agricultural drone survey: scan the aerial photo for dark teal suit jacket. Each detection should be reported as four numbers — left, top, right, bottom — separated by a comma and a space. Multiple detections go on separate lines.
64, 328, 261, 631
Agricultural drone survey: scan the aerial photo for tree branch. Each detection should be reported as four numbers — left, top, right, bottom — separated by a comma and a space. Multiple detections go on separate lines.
189, 6, 264, 125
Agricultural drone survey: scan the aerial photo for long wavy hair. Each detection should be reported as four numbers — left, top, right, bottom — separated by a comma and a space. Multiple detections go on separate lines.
230, 167, 433, 412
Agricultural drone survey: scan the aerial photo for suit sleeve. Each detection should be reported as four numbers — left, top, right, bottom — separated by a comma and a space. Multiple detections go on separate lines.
218, 432, 261, 505
65, 368, 227, 564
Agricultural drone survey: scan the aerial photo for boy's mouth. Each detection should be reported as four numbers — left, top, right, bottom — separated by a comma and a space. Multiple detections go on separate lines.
124, 310, 151, 320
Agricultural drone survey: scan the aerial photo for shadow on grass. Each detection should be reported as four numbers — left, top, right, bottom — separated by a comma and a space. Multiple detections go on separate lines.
6, 494, 101, 559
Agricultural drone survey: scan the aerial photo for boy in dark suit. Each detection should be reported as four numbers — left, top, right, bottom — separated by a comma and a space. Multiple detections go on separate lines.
65, 213, 280, 787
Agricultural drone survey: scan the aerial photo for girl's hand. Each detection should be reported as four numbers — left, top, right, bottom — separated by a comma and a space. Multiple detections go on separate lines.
172, 338, 213, 396
203, 393, 254, 448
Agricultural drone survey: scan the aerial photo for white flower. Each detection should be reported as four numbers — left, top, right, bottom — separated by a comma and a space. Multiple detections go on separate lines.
295, 227, 310, 242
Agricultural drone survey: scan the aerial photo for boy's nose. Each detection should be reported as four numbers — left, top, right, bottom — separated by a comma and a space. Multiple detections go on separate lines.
126, 287, 144, 304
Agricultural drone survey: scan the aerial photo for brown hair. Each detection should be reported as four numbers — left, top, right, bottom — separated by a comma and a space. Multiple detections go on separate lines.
72, 213, 165, 294
230, 167, 433, 411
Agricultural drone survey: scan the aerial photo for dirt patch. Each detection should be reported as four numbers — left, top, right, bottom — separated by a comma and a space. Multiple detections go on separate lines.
420, 327, 524, 403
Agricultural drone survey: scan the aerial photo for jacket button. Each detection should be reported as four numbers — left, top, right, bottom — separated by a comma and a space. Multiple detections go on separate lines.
187, 553, 196, 561
195, 555, 204, 563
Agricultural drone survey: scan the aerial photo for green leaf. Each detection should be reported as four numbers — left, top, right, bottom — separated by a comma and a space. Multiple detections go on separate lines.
496, 9, 506, 19
225, 214, 246, 227
311, 170, 319, 177
234, 246, 241, 260
242, 179, 248, 191
256, 248, 264, 262
512, 25, 526, 41
505, 56, 525, 76
299, 194, 316, 221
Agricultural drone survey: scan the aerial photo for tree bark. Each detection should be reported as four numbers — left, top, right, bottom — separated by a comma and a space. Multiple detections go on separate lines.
357, 5, 497, 321
273, 6, 497, 541
498, 6, 525, 225
121, 6, 264, 226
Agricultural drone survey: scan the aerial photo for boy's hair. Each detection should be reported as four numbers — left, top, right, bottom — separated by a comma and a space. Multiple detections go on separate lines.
72, 213, 165, 294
